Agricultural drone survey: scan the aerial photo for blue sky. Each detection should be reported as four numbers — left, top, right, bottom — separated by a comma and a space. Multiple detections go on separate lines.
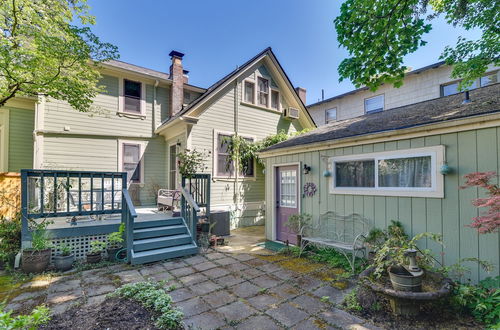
87, 0, 481, 105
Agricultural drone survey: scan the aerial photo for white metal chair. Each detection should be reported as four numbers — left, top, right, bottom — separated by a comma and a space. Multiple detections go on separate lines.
157, 189, 180, 211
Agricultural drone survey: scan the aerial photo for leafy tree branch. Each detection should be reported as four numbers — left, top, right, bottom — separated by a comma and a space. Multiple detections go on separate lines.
0, 0, 119, 111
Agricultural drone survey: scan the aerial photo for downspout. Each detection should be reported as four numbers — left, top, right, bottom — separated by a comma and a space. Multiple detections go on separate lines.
152, 80, 159, 133
233, 80, 240, 211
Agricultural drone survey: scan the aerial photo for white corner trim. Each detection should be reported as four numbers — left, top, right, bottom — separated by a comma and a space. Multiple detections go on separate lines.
117, 139, 147, 184
329, 145, 445, 198
0, 109, 10, 172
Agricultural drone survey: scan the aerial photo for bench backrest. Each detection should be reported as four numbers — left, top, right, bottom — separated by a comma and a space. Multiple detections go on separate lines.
311, 211, 371, 244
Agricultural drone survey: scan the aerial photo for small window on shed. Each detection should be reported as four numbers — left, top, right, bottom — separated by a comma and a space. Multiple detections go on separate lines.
124, 79, 142, 114
364, 95, 384, 113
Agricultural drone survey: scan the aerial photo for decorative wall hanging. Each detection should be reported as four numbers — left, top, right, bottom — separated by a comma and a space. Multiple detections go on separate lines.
303, 182, 317, 197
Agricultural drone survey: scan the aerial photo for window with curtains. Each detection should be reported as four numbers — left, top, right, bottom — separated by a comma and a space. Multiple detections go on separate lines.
122, 143, 142, 183
330, 146, 444, 197
216, 133, 254, 177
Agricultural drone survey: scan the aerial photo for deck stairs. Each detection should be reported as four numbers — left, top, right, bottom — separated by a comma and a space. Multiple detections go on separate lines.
130, 216, 198, 265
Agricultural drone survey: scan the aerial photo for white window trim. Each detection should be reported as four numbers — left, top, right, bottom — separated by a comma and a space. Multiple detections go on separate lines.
329, 145, 445, 198
364, 94, 385, 114
270, 88, 281, 111
325, 108, 337, 124
257, 76, 270, 108
212, 129, 257, 180
168, 142, 179, 189
243, 79, 256, 105
118, 78, 147, 117
0, 110, 9, 172
118, 140, 146, 185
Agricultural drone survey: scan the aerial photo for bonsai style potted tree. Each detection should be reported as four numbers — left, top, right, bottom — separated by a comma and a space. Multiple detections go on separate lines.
86, 240, 106, 264
107, 223, 125, 261
53, 243, 74, 271
21, 220, 52, 273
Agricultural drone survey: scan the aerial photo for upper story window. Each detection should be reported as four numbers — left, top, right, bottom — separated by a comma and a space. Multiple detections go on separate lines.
121, 143, 143, 184
364, 95, 384, 113
216, 133, 254, 178
480, 71, 499, 87
441, 71, 498, 97
124, 80, 142, 114
271, 90, 280, 110
258, 77, 269, 107
330, 146, 444, 198
325, 108, 337, 124
244, 81, 255, 104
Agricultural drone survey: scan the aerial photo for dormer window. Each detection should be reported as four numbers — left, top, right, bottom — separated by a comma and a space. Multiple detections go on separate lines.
258, 77, 269, 107
364, 95, 384, 113
124, 79, 142, 114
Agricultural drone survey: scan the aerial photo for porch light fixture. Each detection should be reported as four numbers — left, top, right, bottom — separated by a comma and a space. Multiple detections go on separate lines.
303, 164, 311, 175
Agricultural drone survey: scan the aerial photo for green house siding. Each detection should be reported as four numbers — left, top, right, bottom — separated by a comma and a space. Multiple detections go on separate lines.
264, 127, 500, 283
44, 75, 170, 137
189, 65, 305, 228
43, 135, 167, 205
8, 107, 34, 172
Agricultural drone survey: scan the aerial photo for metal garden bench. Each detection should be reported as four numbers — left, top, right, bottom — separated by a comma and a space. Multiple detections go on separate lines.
300, 211, 371, 271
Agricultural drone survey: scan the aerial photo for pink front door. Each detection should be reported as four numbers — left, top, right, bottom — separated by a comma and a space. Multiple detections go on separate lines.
276, 165, 299, 245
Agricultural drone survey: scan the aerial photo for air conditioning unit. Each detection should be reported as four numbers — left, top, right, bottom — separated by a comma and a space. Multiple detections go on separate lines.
283, 107, 300, 120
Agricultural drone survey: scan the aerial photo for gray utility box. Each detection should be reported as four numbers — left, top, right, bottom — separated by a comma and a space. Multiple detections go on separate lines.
209, 210, 230, 236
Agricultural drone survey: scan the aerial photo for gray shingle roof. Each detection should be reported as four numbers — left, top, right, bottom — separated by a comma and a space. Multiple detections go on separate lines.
104, 60, 171, 80
263, 83, 500, 152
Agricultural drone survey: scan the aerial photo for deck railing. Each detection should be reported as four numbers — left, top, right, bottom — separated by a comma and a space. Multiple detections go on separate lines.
181, 174, 211, 217
20, 169, 130, 240
180, 187, 200, 241
122, 188, 137, 262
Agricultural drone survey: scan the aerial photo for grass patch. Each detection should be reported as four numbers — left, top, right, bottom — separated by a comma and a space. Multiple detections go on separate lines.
109, 281, 183, 329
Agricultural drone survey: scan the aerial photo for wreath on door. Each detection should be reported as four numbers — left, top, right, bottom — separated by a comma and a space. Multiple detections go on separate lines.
303, 182, 317, 197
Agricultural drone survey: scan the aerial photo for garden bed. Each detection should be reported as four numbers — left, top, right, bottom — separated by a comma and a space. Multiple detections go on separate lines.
40, 297, 160, 330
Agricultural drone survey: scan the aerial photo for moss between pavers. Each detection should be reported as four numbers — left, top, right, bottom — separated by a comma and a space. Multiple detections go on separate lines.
275, 257, 324, 274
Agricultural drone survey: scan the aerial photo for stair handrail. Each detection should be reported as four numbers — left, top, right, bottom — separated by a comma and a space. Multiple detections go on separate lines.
122, 188, 137, 262
180, 186, 200, 243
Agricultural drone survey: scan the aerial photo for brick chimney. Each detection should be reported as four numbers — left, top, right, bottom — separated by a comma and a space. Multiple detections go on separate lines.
295, 87, 306, 105
169, 50, 184, 117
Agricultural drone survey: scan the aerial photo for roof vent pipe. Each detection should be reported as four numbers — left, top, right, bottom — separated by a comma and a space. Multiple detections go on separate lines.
462, 90, 471, 104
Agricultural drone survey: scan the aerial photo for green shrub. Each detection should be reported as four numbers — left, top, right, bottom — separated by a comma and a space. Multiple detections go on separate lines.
109, 281, 183, 329
0, 305, 50, 329
107, 223, 125, 249
0, 215, 22, 262
451, 276, 500, 327
88, 240, 106, 254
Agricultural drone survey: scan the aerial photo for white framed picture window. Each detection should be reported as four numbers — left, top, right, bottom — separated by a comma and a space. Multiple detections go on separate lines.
330, 146, 445, 198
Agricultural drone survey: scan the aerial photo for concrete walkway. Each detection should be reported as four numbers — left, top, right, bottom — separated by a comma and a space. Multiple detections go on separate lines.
5, 250, 379, 329
215, 225, 274, 255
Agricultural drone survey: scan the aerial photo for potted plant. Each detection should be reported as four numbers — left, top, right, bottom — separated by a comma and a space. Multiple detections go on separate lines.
21, 220, 52, 273
53, 243, 74, 271
285, 213, 312, 247
107, 223, 125, 261
371, 222, 442, 291
86, 240, 106, 264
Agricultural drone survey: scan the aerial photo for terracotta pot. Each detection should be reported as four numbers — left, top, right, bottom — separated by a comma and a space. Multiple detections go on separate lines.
21, 248, 51, 273
53, 254, 75, 272
86, 252, 102, 264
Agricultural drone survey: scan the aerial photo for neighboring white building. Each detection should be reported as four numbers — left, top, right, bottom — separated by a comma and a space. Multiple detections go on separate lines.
308, 62, 500, 126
